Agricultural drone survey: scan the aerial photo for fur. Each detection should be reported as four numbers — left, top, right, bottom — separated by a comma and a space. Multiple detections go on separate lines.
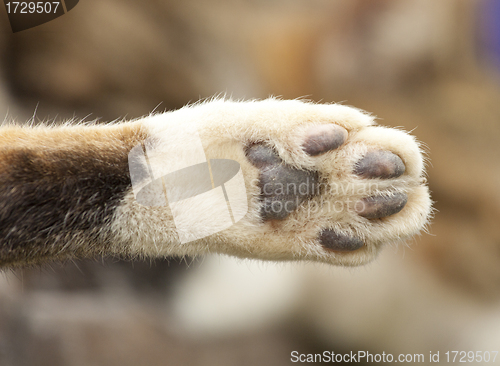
0, 98, 431, 268
0, 122, 147, 266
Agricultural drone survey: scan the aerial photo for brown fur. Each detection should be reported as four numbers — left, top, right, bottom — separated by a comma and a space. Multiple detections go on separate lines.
0, 122, 147, 267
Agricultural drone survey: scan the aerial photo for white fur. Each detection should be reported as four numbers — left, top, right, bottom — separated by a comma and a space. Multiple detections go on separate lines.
111, 98, 431, 266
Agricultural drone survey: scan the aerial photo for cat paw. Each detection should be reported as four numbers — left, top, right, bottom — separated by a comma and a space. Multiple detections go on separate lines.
223, 99, 430, 266
197, 99, 432, 265
119, 98, 432, 266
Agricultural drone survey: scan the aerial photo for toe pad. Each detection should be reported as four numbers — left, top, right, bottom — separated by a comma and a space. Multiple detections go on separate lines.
356, 192, 408, 219
302, 124, 348, 156
354, 151, 405, 179
246, 144, 282, 168
319, 230, 364, 252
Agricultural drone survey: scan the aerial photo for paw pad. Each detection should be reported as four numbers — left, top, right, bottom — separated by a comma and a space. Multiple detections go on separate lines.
356, 192, 408, 220
319, 230, 364, 252
302, 124, 348, 156
246, 144, 318, 221
244, 143, 282, 169
354, 150, 405, 179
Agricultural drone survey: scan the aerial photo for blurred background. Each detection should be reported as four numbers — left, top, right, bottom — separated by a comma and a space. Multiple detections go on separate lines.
1, 0, 500, 365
